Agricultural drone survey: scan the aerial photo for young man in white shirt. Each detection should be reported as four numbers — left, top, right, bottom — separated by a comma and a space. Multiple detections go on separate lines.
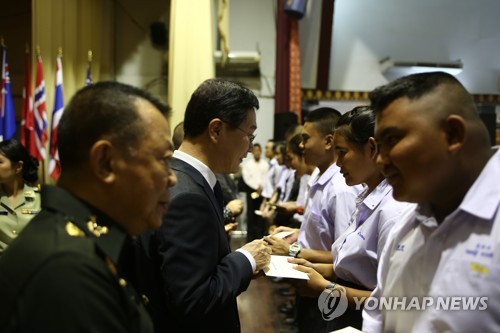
362, 71, 500, 333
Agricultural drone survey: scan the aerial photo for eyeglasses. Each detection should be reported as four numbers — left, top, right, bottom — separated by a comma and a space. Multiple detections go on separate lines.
236, 127, 256, 144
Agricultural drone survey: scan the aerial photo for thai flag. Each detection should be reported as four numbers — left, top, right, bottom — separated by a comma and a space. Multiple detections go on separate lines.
49, 56, 63, 180
34, 54, 48, 161
1, 48, 17, 141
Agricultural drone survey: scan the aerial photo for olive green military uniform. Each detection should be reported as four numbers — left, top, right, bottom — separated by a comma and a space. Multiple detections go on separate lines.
0, 184, 41, 254
0, 185, 153, 333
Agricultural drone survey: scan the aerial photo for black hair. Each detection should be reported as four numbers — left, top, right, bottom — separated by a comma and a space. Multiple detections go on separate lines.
304, 107, 342, 136
274, 141, 287, 157
172, 121, 184, 150
335, 106, 375, 147
0, 139, 39, 183
183, 79, 259, 138
58, 81, 170, 170
287, 133, 303, 157
369, 71, 470, 115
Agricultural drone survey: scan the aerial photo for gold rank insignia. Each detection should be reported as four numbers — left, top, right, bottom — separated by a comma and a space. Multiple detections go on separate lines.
105, 256, 118, 276
21, 209, 40, 215
65, 221, 85, 237
86, 215, 109, 237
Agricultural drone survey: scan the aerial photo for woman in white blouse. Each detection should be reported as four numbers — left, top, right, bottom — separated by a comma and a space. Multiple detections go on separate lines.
290, 106, 415, 331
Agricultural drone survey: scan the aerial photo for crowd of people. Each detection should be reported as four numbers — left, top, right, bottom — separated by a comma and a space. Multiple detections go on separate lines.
0, 71, 497, 333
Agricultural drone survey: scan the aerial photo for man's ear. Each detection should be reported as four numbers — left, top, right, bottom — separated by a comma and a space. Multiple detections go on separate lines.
445, 115, 466, 153
89, 140, 116, 183
324, 133, 334, 150
208, 118, 224, 143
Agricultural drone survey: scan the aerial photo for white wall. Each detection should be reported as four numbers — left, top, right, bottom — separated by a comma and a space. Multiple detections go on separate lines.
114, 0, 169, 103
227, 0, 500, 136
328, 0, 500, 94
112, 0, 500, 138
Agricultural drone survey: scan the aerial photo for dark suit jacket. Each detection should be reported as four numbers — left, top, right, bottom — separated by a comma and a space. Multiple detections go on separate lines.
137, 157, 253, 333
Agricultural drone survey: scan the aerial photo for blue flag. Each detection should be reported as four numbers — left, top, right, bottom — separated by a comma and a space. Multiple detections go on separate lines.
1, 48, 16, 141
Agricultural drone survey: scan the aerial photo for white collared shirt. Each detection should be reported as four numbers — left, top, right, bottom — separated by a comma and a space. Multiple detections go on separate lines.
292, 173, 312, 223
332, 179, 415, 289
298, 163, 363, 250
262, 158, 285, 199
362, 148, 500, 333
241, 157, 269, 191
173, 150, 217, 189
275, 168, 296, 202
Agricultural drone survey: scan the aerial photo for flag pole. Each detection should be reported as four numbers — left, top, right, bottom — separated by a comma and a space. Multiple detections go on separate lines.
36, 45, 45, 184
86, 49, 93, 86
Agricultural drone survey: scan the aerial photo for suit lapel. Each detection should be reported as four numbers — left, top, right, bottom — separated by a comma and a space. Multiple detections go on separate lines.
171, 158, 225, 223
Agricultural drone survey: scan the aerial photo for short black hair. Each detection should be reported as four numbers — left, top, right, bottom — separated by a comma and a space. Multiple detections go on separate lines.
369, 71, 469, 115
183, 79, 259, 138
0, 139, 39, 183
287, 133, 303, 157
58, 81, 169, 170
172, 121, 184, 150
274, 141, 287, 157
335, 106, 375, 147
304, 107, 342, 136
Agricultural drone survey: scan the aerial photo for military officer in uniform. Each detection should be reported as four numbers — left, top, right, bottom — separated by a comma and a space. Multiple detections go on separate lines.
0, 81, 177, 332
0, 139, 41, 254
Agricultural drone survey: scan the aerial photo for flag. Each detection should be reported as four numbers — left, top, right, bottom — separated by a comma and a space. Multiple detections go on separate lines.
1, 48, 17, 141
21, 49, 36, 156
34, 53, 48, 161
49, 55, 63, 180
85, 50, 92, 86
85, 63, 92, 86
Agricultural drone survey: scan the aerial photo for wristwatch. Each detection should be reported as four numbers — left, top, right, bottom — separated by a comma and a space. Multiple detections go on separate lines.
289, 242, 301, 258
223, 207, 234, 223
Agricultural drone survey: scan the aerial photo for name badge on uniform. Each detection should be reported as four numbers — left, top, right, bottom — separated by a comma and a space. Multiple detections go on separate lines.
0, 211, 8, 215
21, 209, 40, 215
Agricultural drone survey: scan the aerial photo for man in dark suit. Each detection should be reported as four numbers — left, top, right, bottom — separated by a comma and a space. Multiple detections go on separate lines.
137, 79, 272, 333
0, 81, 177, 332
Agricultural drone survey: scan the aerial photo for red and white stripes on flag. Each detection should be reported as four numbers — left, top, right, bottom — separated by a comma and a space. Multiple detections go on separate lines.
49, 55, 63, 180
34, 54, 48, 161
21, 49, 37, 156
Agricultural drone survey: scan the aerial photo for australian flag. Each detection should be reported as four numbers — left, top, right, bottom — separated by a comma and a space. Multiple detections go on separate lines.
1, 48, 16, 141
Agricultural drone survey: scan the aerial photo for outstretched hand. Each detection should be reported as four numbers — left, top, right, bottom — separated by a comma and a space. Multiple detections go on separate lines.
288, 258, 329, 297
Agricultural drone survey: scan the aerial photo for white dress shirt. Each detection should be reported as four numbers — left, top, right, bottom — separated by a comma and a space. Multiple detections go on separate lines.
292, 173, 311, 224
362, 148, 500, 333
275, 168, 296, 203
241, 156, 269, 191
261, 158, 285, 199
298, 163, 363, 250
332, 179, 415, 289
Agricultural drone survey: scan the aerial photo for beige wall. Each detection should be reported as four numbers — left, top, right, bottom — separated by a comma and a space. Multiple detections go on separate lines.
32, 0, 115, 110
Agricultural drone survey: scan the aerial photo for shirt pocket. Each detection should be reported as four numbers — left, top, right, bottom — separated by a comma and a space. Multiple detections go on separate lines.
434, 256, 500, 297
